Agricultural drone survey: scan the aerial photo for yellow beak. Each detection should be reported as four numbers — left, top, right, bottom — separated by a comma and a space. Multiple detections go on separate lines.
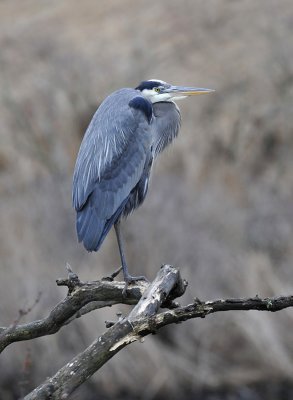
168, 86, 215, 96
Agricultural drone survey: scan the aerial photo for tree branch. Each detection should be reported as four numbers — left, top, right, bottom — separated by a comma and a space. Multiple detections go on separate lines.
23, 265, 293, 399
24, 265, 183, 399
0, 268, 148, 353
2, 263, 293, 399
130, 294, 293, 334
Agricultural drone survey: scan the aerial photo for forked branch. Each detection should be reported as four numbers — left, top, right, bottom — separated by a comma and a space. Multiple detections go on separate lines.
1, 264, 292, 399
23, 265, 293, 399
0, 266, 149, 353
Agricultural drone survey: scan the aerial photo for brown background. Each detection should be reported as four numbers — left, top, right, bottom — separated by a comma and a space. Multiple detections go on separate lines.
0, 1, 293, 399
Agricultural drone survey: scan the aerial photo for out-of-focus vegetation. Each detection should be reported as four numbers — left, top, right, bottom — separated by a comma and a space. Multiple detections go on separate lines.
0, 1, 293, 399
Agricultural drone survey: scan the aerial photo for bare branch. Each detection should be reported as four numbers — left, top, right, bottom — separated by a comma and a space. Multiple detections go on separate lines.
23, 266, 293, 399
0, 269, 148, 353
132, 294, 293, 333
24, 265, 184, 399
128, 264, 184, 320
2, 264, 292, 399
0, 292, 41, 340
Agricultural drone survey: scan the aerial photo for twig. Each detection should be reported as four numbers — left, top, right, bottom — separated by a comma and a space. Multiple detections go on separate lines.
0, 292, 41, 342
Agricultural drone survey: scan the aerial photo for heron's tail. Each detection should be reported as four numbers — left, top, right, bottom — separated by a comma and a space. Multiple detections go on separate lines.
76, 204, 107, 252
76, 199, 127, 252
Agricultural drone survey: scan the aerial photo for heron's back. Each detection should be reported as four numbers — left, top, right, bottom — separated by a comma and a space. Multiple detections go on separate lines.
73, 88, 153, 251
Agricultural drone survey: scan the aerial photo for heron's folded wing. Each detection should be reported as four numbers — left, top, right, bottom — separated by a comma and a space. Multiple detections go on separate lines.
72, 90, 152, 220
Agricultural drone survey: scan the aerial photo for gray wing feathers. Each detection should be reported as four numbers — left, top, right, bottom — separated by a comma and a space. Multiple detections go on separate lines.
73, 91, 139, 211
152, 102, 181, 156
72, 89, 152, 251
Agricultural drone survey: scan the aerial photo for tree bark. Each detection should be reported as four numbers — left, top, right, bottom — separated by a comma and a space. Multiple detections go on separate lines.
1, 264, 292, 399
24, 265, 183, 399
0, 270, 148, 353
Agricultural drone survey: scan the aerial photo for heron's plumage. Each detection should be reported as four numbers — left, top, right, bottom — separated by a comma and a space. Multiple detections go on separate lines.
73, 88, 153, 250
152, 102, 181, 156
73, 89, 149, 211
129, 96, 153, 123
72, 79, 207, 258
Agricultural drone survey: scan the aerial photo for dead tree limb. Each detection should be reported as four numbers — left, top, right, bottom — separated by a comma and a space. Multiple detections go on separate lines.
24, 265, 183, 400
1, 264, 293, 399
23, 265, 293, 399
0, 268, 148, 353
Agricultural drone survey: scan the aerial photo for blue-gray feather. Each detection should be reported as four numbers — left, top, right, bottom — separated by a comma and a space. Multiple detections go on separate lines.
129, 97, 153, 124
72, 87, 181, 252
152, 102, 181, 156
72, 89, 153, 251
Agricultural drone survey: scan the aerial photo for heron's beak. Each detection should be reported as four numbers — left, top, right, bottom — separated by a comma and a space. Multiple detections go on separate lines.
168, 86, 215, 96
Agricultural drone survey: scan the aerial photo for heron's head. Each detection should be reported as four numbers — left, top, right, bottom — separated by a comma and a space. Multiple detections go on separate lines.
135, 79, 214, 104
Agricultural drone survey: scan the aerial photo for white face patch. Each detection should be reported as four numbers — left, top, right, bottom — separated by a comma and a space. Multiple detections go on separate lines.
141, 89, 172, 103
140, 79, 189, 104
141, 89, 188, 104
170, 95, 187, 101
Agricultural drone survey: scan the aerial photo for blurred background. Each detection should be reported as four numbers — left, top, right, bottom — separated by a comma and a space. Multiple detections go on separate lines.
0, 1, 293, 399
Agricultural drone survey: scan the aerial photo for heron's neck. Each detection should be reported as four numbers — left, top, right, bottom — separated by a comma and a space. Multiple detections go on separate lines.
152, 101, 181, 156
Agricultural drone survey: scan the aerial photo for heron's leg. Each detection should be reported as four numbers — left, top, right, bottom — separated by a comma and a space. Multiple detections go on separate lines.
114, 221, 148, 292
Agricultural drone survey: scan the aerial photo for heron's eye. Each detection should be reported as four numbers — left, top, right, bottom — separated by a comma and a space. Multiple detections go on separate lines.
154, 87, 161, 93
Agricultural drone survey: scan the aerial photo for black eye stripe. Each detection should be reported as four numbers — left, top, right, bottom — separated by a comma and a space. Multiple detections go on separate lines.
135, 81, 162, 91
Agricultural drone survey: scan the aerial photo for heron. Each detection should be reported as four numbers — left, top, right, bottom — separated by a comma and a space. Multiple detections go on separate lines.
72, 79, 214, 290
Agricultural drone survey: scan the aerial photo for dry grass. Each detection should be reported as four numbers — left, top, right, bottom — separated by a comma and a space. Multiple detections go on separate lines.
0, 1, 293, 398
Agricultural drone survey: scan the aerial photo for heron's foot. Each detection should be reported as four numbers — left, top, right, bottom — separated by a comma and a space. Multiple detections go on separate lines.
122, 273, 149, 297
102, 266, 123, 282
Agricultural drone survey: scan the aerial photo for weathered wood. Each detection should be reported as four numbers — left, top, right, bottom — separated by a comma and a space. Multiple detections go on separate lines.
24, 265, 183, 399
24, 320, 135, 400
0, 271, 148, 353
2, 263, 292, 399
24, 264, 293, 399
128, 264, 181, 320
129, 295, 293, 335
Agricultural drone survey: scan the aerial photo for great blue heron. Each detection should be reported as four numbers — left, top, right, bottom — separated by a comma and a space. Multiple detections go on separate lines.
72, 79, 214, 289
